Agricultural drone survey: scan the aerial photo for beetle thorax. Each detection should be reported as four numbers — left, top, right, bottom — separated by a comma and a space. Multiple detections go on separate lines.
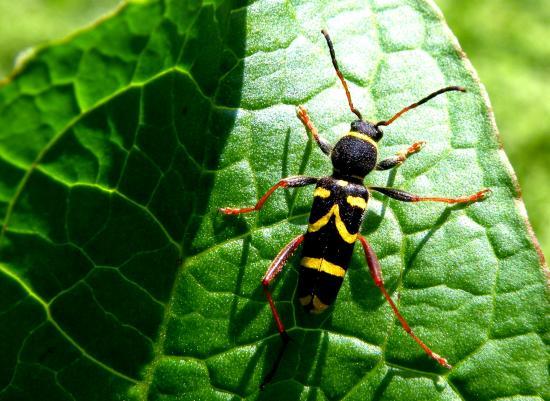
330, 120, 381, 180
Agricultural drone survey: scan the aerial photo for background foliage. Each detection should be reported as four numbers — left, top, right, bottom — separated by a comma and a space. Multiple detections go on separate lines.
435, 0, 550, 267
0, 1, 547, 401
0, 0, 118, 77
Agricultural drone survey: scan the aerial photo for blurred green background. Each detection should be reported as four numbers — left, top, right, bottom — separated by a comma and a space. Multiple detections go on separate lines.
0, 0, 547, 259
436, 0, 549, 260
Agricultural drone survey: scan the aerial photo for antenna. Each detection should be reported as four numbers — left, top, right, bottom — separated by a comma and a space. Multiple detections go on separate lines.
321, 29, 363, 120
375, 86, 466, 127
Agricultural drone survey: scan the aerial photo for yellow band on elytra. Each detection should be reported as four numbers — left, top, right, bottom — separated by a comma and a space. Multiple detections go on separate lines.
313, 187, 331, 198
311, 295, 329, 314
301, 256, 346, 277
308, 204, 358, 243
347, 195, 367, 209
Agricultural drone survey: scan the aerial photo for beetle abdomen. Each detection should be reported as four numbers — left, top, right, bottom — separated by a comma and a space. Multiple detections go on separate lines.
297, 176, 368, 313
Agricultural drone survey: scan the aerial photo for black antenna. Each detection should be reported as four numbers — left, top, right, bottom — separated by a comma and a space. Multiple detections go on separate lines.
321, 29, 363, 120
375, 86, 466, 127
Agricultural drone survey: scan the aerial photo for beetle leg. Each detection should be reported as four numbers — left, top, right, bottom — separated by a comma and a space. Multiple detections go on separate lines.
370, 186, 491, 204
220, 176, 318, 215
358, 234, 452, 369
260, 234, 305, 389
296, 105, 332, 155
376, 141, 425, 170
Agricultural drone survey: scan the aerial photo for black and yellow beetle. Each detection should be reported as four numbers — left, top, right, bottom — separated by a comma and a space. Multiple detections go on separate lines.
221, 29, 490, 387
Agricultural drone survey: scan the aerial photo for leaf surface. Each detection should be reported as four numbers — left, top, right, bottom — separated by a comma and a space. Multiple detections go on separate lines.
0, 0, 547, 400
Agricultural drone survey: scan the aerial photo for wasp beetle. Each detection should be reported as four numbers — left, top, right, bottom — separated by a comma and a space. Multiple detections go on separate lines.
220, 30, 490, 388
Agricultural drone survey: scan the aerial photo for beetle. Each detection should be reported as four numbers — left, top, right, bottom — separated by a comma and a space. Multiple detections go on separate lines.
220, 29, 490, 387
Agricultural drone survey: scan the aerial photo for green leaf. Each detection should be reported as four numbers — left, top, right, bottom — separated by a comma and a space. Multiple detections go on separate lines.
0, 0, 547, 400
0, 0, 119, 79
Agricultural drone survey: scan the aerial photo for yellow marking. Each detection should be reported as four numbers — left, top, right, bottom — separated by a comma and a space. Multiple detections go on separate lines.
346, 195, 367, 209
311, 296, 329, 314
307, 205, 335, 232
313, 187, 331, 198
308, 204, 358, 243
346, 131, 378, 148
299, 295, 313, 306
336, 180, 348, 187
334, 213, 358, 243
301, 257, 346, 277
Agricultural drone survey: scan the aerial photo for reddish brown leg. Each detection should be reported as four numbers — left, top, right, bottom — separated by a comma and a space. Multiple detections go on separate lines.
376, 141, 426, 171
296, 105, 332, 155
220, 176, 317, 215
370, 186, 491, 204
262, 234, 305, 334
358, 234, 452, 369
260, 234, 305, 389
